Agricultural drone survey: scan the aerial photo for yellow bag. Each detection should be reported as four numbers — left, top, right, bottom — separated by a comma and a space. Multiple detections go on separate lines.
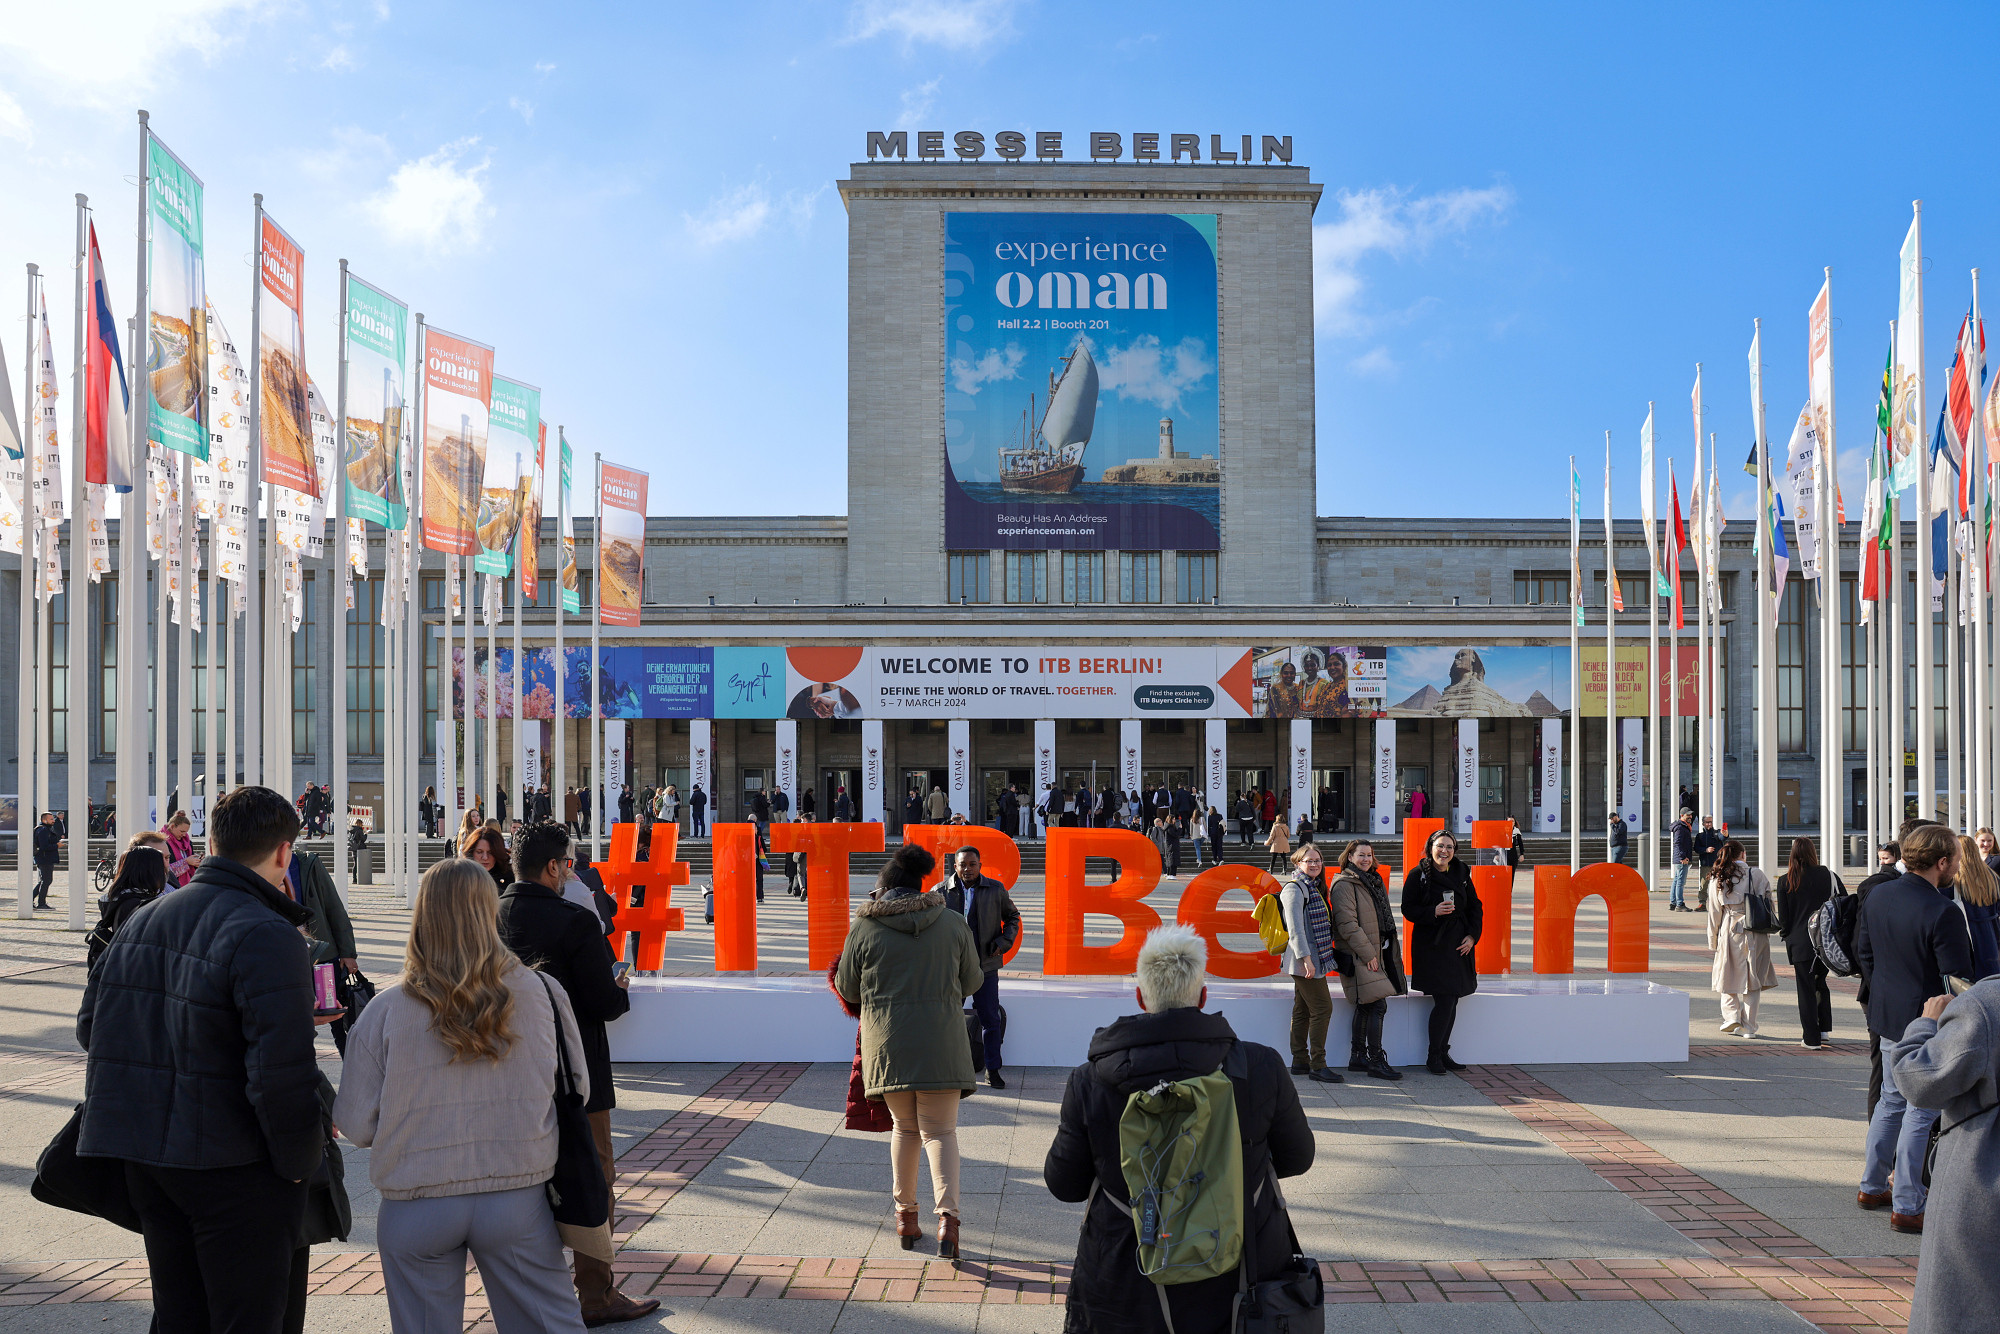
1252, 893, 1288, 955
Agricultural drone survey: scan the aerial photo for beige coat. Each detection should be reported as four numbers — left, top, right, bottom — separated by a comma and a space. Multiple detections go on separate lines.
1264, 821, 1291, 858
1328, 867, 1406, 1005
332, 959, 589, 1201
1706, 865, 1780, 995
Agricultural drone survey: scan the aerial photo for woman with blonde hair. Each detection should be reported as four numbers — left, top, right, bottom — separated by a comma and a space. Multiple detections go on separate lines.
1263, 813, 1291, 874
161, 810, 200, 888
1278, 842, 1342, 1083
1952, 834, 2000, 980
1707, 839, 1779, 1036
333, 859, 592, 1332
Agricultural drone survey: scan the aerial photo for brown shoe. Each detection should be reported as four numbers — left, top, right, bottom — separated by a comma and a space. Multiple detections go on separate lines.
581, 1289, 662, 1327
1891, 1211, 1925, 1234
897, 1207, 921, 1251
1857, 1189, 1892, 1211
938, 1212, 961, 1262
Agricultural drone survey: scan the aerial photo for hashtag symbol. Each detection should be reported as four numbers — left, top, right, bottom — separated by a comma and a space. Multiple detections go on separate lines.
595, 822, 689, 971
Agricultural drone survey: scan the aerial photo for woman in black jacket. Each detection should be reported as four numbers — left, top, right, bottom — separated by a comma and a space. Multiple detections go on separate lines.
1401, 828, 1481, 1074
1774, 836, 1836, 1049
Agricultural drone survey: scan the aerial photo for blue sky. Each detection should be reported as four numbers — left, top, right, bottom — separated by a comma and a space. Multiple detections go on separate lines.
4, 1, 1999, 524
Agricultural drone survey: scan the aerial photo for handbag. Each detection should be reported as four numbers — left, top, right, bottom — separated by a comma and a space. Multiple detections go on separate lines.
535, 974, 611, 1230
30, 1105, 142, 1233
1232, 1169, 1323, 1333
1923, 1102, 1999, 1188
1743, 884, 1780, 935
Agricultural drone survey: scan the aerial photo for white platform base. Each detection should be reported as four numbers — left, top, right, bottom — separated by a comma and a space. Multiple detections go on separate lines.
608, 976, 1689, 1067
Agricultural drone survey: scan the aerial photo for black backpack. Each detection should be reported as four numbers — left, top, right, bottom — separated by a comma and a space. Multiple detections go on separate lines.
84, 890, 159, 968
1809, 880, 1860, 977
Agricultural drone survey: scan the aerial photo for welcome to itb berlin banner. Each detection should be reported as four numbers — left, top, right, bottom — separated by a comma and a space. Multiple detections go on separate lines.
146, 133, 207, 458
341, 275, 408, 529
420, 328, 493, 556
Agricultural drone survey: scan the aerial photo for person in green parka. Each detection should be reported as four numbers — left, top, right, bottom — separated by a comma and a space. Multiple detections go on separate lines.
834, 844, 984, 1262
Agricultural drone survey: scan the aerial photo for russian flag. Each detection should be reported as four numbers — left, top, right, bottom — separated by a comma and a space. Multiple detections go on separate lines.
84, 223, 133, 493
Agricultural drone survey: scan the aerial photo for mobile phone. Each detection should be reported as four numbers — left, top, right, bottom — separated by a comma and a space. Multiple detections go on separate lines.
612, 962, 632, 981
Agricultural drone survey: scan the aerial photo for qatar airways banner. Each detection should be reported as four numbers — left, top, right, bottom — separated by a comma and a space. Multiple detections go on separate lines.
942, 211, 1221, 551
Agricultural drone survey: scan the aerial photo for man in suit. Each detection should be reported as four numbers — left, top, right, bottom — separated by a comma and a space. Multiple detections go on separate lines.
31, 811, 61, 910
1854, 824, 1973, 1233
1169, 782, 1196, 837
1606, 812, 1629, 866
689, 784, 708, 837
938, 846, 1020, 1089
1854, 839, 1905, 1116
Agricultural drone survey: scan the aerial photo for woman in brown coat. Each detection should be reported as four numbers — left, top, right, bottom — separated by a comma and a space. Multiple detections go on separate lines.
1327, 840, 1407, 1081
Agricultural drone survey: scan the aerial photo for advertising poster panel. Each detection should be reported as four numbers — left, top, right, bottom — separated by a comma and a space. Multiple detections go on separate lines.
1578, 644, 1700, 716
943, 211, 1220, 551
1385, 646, 1568, 717
558, 435, 578, 612
342, 276, 407, 528
519, 423, 545, 602
419, 327, 493, 555
478, 377, 538, 576
257, 216, 314, 493
147, 135, 207, 458
787, 645, 1254, 720
1253, 645, 1385, 718
598, 463, 647, 626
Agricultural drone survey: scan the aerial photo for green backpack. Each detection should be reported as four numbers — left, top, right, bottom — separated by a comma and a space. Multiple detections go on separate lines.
1116, 1044, 1248, 1286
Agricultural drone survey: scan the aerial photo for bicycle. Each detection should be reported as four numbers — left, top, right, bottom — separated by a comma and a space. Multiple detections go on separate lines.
93, 851, 116, 894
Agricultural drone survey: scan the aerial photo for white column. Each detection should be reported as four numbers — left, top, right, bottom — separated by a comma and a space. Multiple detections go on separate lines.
774, 718, 797, 819
1621, 717, 1644, 831
1119, 719, 1141, 807
1288, 719, 1311, 835
1539, 717, 1563, 833
689, 719, 712, 824
1203, 718, 1226, 822
1033, 718, 1056, 837
1372, 718, 1396, 837
605, 720, 626, 816
947, 718, 970, 818
1454, 718, 1478, 834
434, 719, 453, 839
860, 718, 885, 824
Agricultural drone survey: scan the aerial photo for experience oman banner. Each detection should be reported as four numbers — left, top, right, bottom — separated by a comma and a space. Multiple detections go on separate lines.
943, 212, 1220, 551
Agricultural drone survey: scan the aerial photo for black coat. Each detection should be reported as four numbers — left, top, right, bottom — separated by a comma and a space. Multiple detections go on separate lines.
1775, 865, 1835, 968
689, 788, 707, 815
497, 880, 630, 1112
1855, 872, 1973, 1040
1401, 858, 1481, 998
1670, 821, 1695, 863
1044, 1008, 1313, 1334
75, 857, 323, 1180
1606, 818, 1628, 857
33, 822, 60, 866
1693, 829, 1724, 867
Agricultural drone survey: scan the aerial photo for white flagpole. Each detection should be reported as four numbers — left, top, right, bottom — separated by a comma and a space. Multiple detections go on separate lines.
244, 193, 265, 792
486, 575, 496, 826
1694, 396, 1711, 829
405, 314, 426, 901
178, 451, 193, 834
155, 463, 168, 827
1912, 205, 1935, 822
1979, 269, 1993, 833
591, 451, 602, 862
1711, 443, 1726, 830
1820, 271, 1843, 866
119, 118, 152, 873
333, 259, 351, 901
1668, 455, 1680, 861
1645, 405, 1659, 889
66, 201, 89, 924
16, 264, 36, 917
554, 428, 566, 826
1752, 322, 1777, 872
511, 450, 523, 830
1604, 431, 1617, 840
1569, 454, 1581, 871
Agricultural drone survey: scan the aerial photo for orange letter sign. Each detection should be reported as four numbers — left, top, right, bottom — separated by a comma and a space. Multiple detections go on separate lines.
1532, 862, 1651, 974
1176, 864, 1283, 979
769, 821, 887, 970
597, 822, 689, 971
1398, 818, 1445, 974
1044, 827, 1162, 975
711, 823, 758, 972
905, 823, 1026, 963
1467, 819, 1514, 975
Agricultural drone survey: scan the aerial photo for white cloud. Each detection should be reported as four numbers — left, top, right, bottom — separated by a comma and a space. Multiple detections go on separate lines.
847, 0, 1017, 50
0, 91, 30, 145
363, 139, 492, 250
0, 0, 270, 104
895, 77, 942, 131
535, 61, 556, 74
1312, 182, 1512, 334
1095, 335, 1214, 412
1350, 346, 1397, 377
322, 44, 355, 71
684, 182, 821, 247
950, 344, 1024, 396
509, 96, 535, 123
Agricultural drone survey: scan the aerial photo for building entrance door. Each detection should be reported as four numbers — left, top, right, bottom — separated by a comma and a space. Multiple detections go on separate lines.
1397, 766, 1430, 820
1311, 769, 1347, 833
820, 768, 856, 820
980, 768, 1032, 829
1778, 778, 1800, 829
901, 769, 947, 826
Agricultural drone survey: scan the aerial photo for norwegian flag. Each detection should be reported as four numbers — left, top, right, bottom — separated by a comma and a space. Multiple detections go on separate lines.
84, 223, 134, 492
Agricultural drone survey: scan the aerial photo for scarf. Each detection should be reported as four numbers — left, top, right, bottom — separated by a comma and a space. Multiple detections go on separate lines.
1297, 872, 1338, 976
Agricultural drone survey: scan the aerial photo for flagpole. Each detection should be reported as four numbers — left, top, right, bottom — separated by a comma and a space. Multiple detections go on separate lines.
66, 200, 89, 924
1645, 405, 1659, 891
118, 116, 152, 880
1910, 204, 1935, 822
1603, 432, 1618, 856
1821, 270, 1842, 868
1890, 484, 1906, 834
332, 259, 350, 901
554, 428, 566, 829
1569, 453, 1580, 871
1710, 443, 1725, 831
486, 574, 497, 827
1752, 322, 1777, 872
405, 314, 425, 903
1669, 456, 1681, 868
1694, 391, 1711, 830
155, 465, 169, 827
244, 194, 265, 792
591, 450, 602, 864
1979, 269, 1994, 833
16, 263, 37, 918
511, 451, 523, 831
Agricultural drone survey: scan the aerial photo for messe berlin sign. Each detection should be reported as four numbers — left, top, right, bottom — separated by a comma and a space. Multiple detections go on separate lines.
866, 130, 1293, 164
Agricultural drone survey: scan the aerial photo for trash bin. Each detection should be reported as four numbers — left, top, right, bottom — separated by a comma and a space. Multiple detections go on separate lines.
351, 845, 374, 884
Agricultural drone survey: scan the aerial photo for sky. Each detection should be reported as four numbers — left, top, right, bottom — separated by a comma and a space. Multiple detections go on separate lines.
4, 0, 2000, 526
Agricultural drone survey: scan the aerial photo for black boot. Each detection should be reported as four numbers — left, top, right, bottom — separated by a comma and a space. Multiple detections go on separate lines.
1347, 1039, 1369, 1073
1426, 1049, 1449, 1075
1439, 1051, 1468, 1072
1362, 1008, 1400, 1079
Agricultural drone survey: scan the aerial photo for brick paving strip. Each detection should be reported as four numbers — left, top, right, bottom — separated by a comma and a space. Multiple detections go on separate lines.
0, 1056, 1919, 1332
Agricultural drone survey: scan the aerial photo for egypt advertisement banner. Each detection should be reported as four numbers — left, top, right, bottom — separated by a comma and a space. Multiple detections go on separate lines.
257, 216, 315, 494
519, 422, 545, 602
477, 377, 538, 576
341, 275, 407, 529
1578, 644, 1701, 717
452, 645, 784, 720
147, 134, 207, 459
598, 462, 647, 626
943, 212, 1220, 551
419, 327, 493, 555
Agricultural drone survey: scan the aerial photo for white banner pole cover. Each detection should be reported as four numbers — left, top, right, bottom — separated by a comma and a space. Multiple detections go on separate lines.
523, 729, 541, 796
1539, 718, 1563, 833
1119, 720, 1141, 802
947, 719, 971, 818
606, 720, 627, 802
690, 720, 712, 818
860, 719, 885, 824
1621, 717, 1645, 831
1373, 719, 1396, 836
1204, 719, 1227, 822
436, 720, 455, 815
1456, 718, 1478, 835
1289, 720, 1312, 834
1034, 720, 1057, 834
774, 719, 798, 819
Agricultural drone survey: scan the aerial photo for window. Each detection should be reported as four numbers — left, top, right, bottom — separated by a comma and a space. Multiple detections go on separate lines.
1479, 764, 1507, 808
1514, 570, 1571, 606
422, 575, 443, 759
828, 719, 861, 734
1311, 718, 1343, 734
1593, 570, 1651, 610
1227, 719, 1264, 734
47, 586, 67, 756
1841, 574, 1863, 753
1904, 570, 1947, 748
98, 576, 117, 754
1004, 551, 1046, 604
1067, 719, 1106, 734
1061, 551, 1105, 604
1770, 577, 1808, 752
348, 576, 385, 756
1677, 571, 1735, 610
906, 719, 946, 735
531, 570, 559, 609
292, 571, 316, 758
948, 552, 991, 604
1121, 551, 1163, 603
192, 575, 225, 755
987, 719, 1025, 735
1146, 719, 1186, 734
1176, 551, 1218, 603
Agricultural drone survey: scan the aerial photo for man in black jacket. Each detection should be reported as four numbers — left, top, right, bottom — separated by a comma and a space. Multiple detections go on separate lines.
1669, 810, 1696, 910
1854, 824, 1973, 1232
498, 821, 657, 1327
1046, 924, 1313, 1334
31, 810, 61, 910
1693, 816, 1724, 908
1854, 840, 1903, 1115
939, 846, 1021, 1088
76, 786, 323, 1332
689, 783, 707, 837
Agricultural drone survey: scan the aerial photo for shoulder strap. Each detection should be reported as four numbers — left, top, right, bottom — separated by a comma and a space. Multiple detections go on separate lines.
536, 972, 580, 1095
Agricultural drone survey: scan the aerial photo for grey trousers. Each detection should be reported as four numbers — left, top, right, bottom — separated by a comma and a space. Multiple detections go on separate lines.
378, 1184, 585, 1333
